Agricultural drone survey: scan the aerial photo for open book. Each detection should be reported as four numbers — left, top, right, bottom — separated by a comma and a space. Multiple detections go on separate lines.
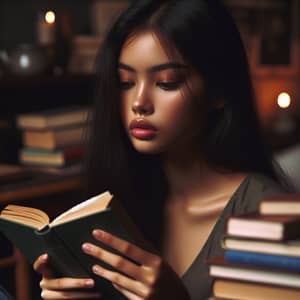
0, 191, 149, 300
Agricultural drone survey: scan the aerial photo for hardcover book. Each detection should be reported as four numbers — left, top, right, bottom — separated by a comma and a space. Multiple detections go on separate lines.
0, 191, 150, 300
22, 125, 86, 150
222, 236, 300, 257
16, 106, 89, 130
226, 213, 300, 241
19, 147, 84, 167
259, 194, 300, 215
209, 257, 300, 288
0, 164, 31, 184
213, 279, 300, 300
224, 249, 300, 272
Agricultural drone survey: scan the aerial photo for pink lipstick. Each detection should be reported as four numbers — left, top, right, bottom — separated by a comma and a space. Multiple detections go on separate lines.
129, 119, 157, 140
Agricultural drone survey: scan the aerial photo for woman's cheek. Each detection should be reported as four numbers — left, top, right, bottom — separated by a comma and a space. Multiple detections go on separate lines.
158, 95, 191, 131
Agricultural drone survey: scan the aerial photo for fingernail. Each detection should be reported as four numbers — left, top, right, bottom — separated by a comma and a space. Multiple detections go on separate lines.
85, 279, 94, 288
82, 243, 92, 252
92, 265, 102, 275
41, 254, 48, 261
93, 229, 104, 238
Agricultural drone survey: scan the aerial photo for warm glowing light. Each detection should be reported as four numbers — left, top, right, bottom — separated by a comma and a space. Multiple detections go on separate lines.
45, 11, 55, 24
277, 92, 291, 109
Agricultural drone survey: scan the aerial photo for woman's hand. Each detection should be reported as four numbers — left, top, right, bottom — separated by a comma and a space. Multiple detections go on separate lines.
82, 230, 191, 300
33, 253, 102, 299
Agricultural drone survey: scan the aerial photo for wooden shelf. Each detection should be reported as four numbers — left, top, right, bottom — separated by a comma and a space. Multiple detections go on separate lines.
0, 256, 15, 268
0, 74, 94, 114
0, 175, 82, 204
0, 74, 95, 89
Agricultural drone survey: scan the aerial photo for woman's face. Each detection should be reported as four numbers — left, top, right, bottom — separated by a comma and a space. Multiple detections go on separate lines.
119, 31, 207, 155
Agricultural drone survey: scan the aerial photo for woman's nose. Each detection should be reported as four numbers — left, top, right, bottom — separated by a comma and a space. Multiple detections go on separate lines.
132, 100, 154, 115
131, 84, 154, 116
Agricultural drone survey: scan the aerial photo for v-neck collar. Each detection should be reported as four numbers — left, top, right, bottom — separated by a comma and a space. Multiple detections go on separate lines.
181, 174, 251, 279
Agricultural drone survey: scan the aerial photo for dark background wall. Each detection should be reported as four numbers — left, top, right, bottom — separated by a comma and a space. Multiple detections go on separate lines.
0, 0, 93, 51
0, 0, 299, 123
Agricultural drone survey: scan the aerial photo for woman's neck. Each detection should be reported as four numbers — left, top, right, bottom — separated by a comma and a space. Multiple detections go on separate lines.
162, 150, 246, 210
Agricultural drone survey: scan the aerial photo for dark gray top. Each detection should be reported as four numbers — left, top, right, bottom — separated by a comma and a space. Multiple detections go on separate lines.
181, 173, 286, 300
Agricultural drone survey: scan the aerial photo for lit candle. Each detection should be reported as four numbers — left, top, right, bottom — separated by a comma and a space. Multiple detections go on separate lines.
277, 92, 291, 109
37, 10, 56, 45
273, 92, 295, 134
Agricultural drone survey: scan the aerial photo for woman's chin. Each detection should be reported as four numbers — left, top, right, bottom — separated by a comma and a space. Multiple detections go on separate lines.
132, 140, 165, 155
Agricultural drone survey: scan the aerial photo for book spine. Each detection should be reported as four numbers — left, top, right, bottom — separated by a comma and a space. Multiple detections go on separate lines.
225, 250, 300, 272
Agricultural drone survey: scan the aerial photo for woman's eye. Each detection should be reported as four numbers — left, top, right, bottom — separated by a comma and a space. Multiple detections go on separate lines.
157, 81, 182, 91
120, 81, 134, 90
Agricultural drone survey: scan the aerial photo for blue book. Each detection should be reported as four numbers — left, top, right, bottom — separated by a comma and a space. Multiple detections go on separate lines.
225, 249, 300, 272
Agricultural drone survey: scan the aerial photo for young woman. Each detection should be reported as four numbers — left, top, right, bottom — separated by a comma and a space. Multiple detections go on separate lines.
34, 0, 289, 299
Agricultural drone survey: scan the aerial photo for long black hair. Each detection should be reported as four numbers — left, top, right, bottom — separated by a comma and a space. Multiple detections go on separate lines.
85, 0, 280, 248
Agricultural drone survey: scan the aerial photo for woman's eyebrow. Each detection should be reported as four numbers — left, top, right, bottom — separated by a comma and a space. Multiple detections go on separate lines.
118, 62, 188, 73
118, 63, 135, 72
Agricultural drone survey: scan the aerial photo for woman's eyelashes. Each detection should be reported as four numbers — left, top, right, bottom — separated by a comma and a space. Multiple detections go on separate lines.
119, 79, 184, 91
157, 81, 183, 91
120, 81, 134, 90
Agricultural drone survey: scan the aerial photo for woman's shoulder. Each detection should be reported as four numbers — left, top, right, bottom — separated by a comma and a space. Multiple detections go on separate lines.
232, 172, 287, 214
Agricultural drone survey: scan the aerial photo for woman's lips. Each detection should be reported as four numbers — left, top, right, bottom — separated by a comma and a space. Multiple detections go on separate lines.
129, 119, 157, 140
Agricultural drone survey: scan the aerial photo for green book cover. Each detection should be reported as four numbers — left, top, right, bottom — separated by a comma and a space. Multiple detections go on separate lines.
0, 192, 150, 300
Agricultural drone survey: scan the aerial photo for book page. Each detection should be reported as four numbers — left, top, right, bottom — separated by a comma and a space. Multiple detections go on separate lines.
51, 191, 112, 226
0, 205, 49, 226
0, 205, 50, 229
0, 214, 44, 229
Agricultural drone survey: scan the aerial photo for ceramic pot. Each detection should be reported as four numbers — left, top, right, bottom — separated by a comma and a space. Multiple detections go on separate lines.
8, 44, 48, 76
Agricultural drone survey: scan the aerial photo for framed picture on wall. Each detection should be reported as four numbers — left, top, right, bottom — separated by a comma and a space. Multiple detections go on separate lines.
225, 0, 299, 76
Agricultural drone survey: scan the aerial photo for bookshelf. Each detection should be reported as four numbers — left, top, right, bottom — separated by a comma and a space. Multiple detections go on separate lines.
0, 3, 96, 295
0, 1, 112, 299
0, 73, 92, 300
0, 38, 94, 299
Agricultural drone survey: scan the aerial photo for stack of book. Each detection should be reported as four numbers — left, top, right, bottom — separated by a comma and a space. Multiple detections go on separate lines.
209, 194, 300, 300
16, 106, 89, 175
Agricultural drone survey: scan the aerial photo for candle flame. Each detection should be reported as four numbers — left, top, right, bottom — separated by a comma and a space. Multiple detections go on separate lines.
277, 92, 291, 109
45, 11, 55, 24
